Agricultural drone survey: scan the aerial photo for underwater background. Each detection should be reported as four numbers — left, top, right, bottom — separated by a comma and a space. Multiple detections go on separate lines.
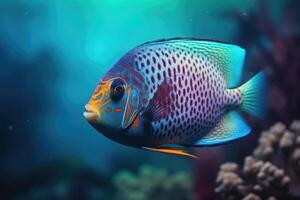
1, 0, 300, 199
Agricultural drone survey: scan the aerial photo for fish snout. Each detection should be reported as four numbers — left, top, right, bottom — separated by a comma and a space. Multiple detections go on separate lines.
83, 104, 99, 121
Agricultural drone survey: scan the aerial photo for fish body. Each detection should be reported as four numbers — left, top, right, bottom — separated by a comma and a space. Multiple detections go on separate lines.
84, 38, 267, 157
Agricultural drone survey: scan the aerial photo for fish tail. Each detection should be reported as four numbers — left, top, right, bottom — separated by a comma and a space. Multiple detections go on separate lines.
239, 71, 268, 118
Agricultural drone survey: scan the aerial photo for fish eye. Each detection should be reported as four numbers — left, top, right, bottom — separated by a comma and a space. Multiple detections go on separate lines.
110, 78, 126, 101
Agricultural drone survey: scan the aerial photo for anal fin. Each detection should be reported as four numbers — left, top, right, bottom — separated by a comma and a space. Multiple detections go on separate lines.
142, 146, 199, 159
196, 111, 251, 146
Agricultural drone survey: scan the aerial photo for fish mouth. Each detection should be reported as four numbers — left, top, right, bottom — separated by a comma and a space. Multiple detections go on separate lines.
83, 104, 98, 121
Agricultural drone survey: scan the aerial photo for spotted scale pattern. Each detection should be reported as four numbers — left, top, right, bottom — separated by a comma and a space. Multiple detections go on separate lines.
111, 39, 243, 145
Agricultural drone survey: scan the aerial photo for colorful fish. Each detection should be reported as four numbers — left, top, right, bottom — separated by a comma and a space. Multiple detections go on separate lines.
84, 38, 267, 158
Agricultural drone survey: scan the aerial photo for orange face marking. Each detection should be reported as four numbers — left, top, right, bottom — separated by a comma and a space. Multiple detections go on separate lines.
106, 108, 112, 113
132, 114, 140, 129
87, 79, 112, 116
115, 108, 123, 113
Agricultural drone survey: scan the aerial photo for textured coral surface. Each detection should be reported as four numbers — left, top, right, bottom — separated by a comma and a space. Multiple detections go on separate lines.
215, 121, 300, 200
113, 165, 195, 200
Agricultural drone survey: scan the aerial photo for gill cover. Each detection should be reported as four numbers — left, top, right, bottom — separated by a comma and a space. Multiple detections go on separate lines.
122, 87, 141, 129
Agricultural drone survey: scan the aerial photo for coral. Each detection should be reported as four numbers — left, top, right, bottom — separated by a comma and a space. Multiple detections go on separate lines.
215, 163, 244, 200
216, 1, 300, 198
215, 121, 300, 200
112, 165, 195, 200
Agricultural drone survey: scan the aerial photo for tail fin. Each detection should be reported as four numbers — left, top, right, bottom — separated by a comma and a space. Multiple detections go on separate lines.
239, 71, 267, 118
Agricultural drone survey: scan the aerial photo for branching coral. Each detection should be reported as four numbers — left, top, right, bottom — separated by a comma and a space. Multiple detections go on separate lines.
112, 165, 195, 200
215, 121, 300, 200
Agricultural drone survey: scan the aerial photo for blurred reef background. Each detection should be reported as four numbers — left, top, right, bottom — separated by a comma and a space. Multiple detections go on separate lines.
0, 0, 299, 199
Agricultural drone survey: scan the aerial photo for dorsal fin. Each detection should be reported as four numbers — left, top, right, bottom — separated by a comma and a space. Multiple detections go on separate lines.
138, 37, 236, 47
195, 41, 245, 88
137, 38, 246, 88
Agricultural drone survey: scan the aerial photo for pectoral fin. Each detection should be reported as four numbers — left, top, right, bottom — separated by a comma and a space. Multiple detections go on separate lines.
142, 146, 199, 159
145, 78, 172, 121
